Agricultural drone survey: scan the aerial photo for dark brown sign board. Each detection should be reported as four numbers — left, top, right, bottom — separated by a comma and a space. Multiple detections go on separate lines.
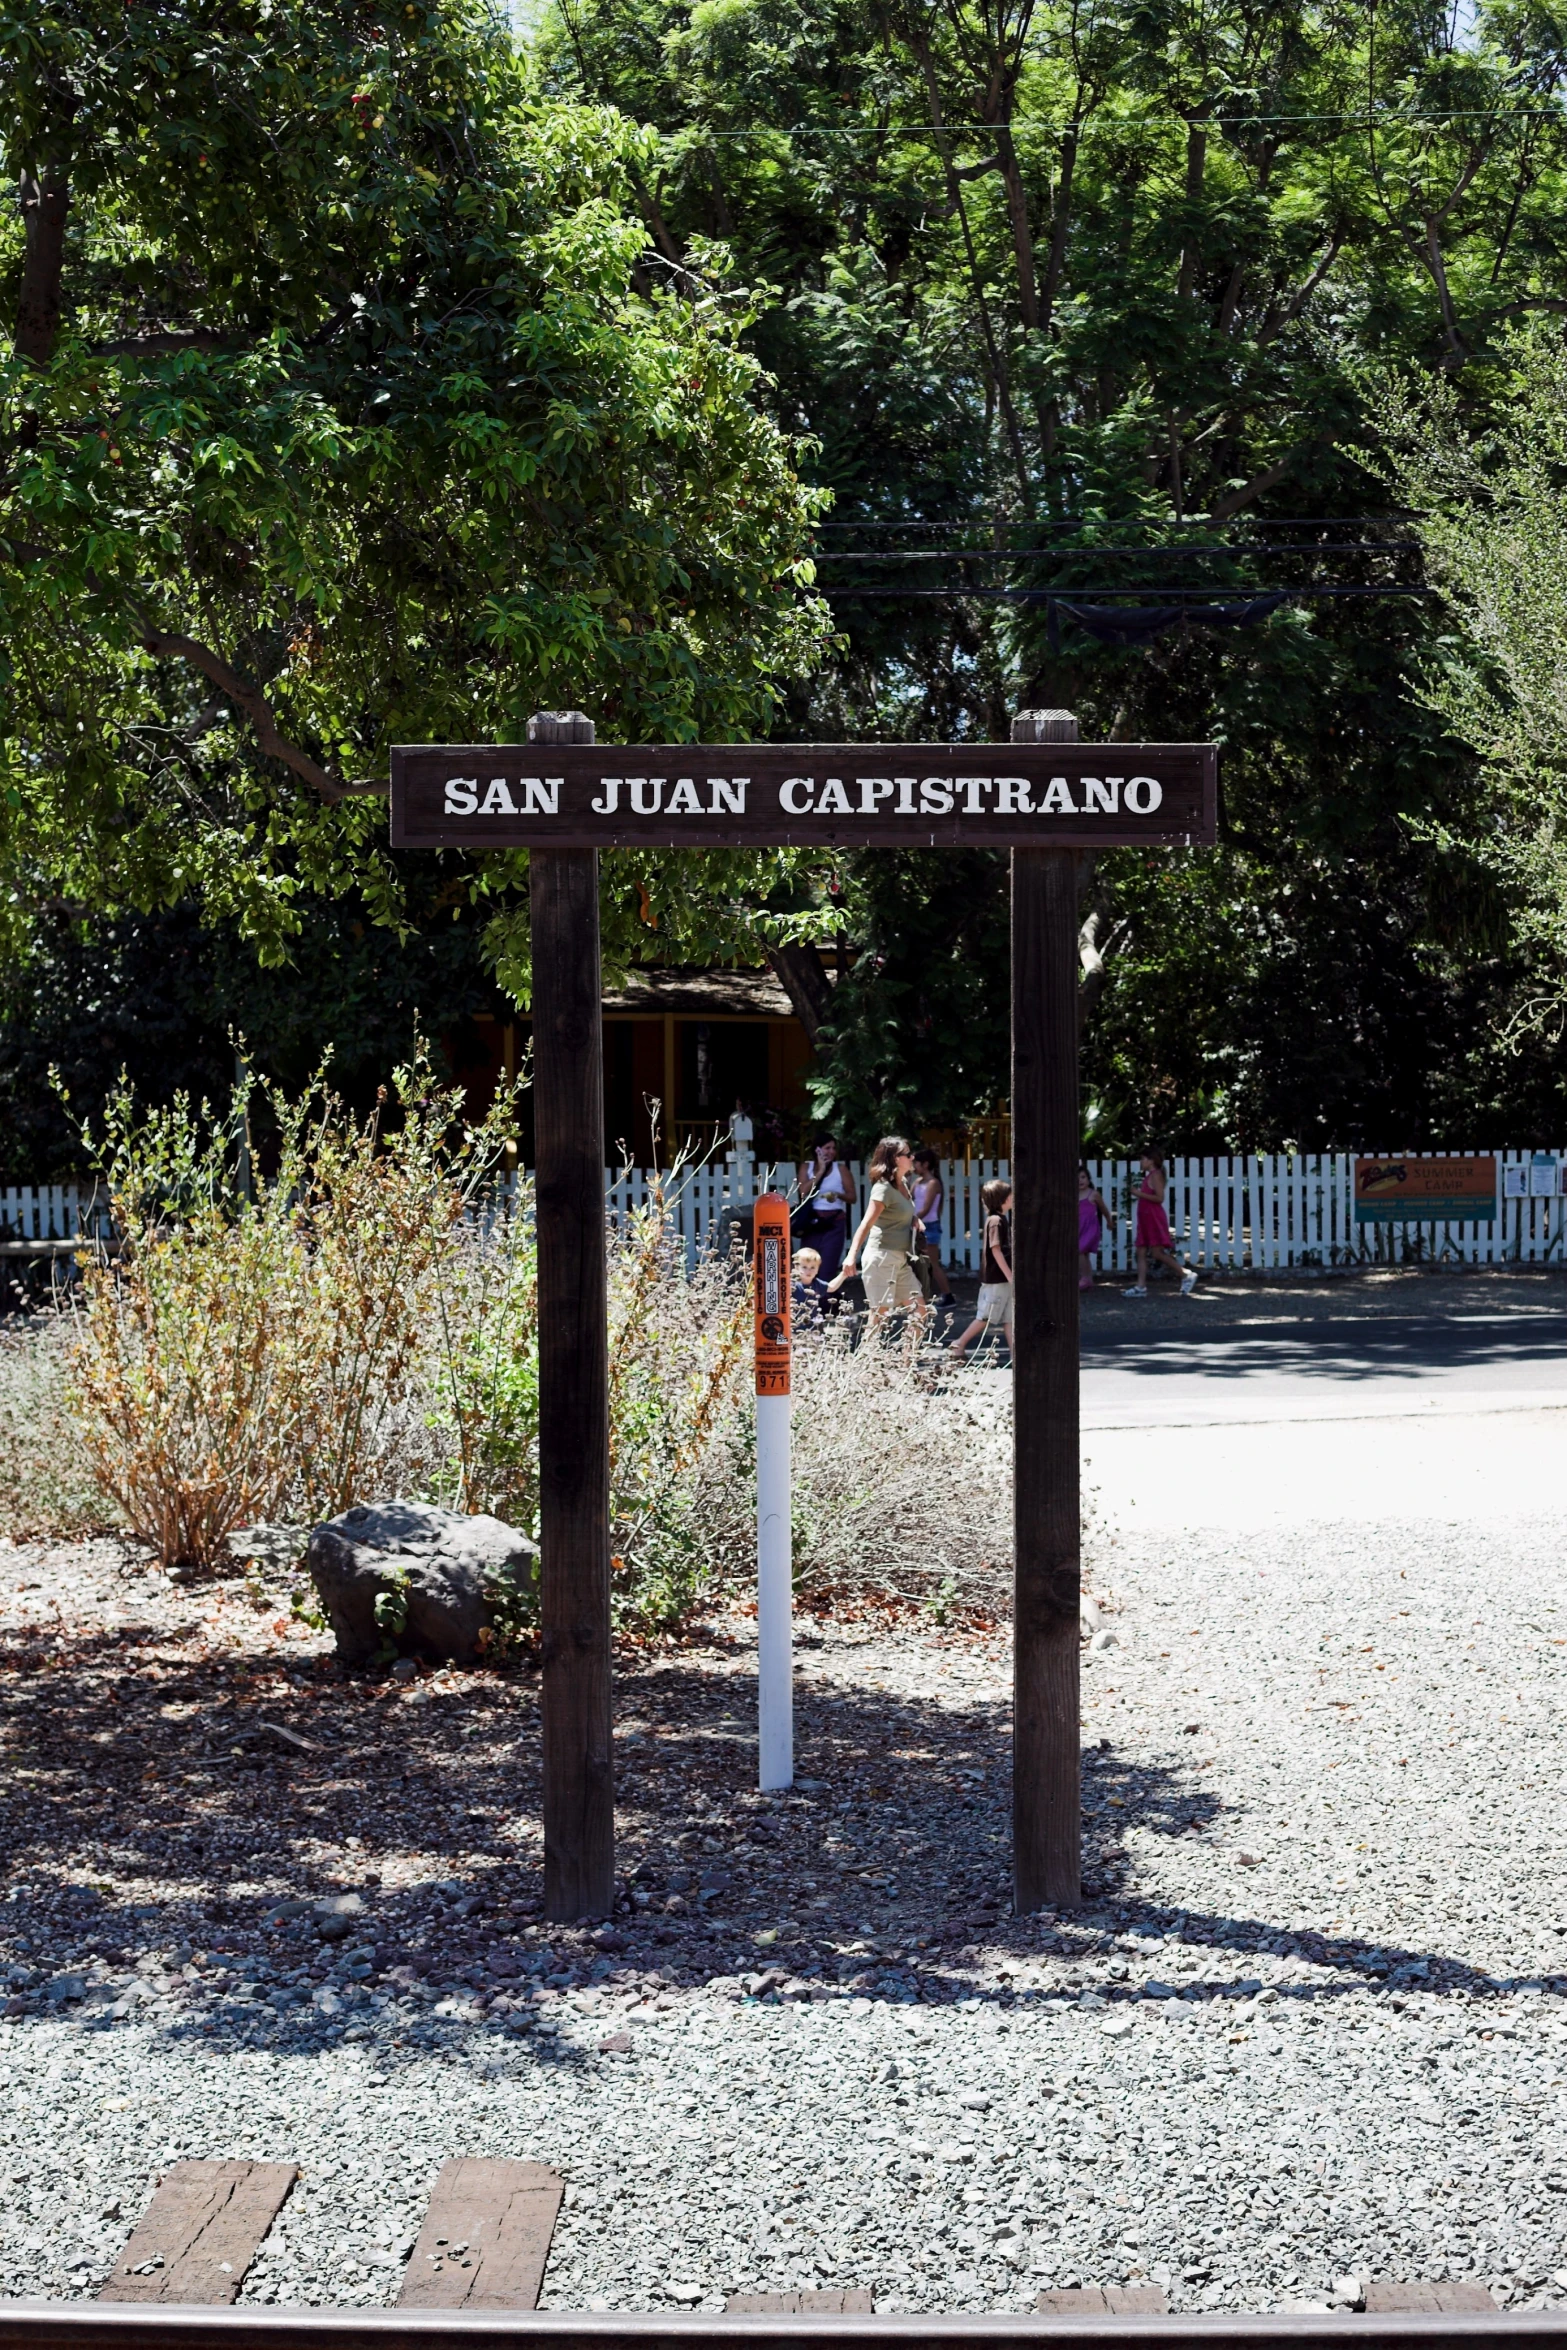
390, 742, 1217, 850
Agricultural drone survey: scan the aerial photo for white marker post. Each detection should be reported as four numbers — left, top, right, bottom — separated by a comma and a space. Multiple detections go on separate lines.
753, 1192, 793, 1790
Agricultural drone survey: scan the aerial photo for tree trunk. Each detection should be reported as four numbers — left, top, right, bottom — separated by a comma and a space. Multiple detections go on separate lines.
1176, 118, 1208, 302
1039, 126, 1078, 330
1077, 900, 1126, 1032
767, 942, 835, 1043
17, 164, 70, 364
995, 124, 1040, 332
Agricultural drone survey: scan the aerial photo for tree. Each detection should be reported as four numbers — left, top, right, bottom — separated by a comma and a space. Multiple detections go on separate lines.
1380, 324, 1567, 1044
0, 0, 832, 989
539, 0, 1567, 1147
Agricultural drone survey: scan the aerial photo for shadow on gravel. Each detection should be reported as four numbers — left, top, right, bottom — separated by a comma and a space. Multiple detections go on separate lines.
0, 1604, 1549, 2070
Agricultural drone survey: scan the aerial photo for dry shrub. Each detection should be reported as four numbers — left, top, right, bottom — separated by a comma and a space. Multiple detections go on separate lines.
0, 1312, 108, 1540
790, 1321, 1011, 1606
61, 1063, 1018, 1625
673, 1311, 1013, 1616
69, 1056, 509, 1569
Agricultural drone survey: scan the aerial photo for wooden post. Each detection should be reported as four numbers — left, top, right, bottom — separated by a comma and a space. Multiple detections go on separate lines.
1011, 708, 1082, 1912
528, 709, 615, 1922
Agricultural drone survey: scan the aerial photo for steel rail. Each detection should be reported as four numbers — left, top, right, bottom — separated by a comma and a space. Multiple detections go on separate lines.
2, 2316, 1565, 2350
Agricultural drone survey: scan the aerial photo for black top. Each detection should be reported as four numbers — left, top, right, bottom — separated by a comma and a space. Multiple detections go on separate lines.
981, 1210, 1012, 1285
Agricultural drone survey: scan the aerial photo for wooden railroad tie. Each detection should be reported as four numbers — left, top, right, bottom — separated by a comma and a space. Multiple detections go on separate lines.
1037, 2287, 1170, 2317
726, 2291, 876, 2314
97, 2160, 297, 2305
397, 2156, 564, 2309
1363, 2282, 1499, 2313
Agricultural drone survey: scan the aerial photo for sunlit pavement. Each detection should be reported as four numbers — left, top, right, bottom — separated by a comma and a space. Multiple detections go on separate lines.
1075, 1266, 1567, 1529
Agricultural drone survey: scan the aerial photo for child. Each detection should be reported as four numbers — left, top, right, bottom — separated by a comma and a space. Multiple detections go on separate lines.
911, 1147, 954, 1317
792, 1244, 830, 1322
1079, 1162, 1109, 1291
948, 1178, 1013, 1361
1125, 1150, 1197, 1296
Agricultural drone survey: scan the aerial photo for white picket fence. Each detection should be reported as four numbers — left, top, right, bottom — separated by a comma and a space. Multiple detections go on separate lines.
603, 1151, 1567, 1273
0, 1184, 112, 1243
7, 1151, 1565, 1275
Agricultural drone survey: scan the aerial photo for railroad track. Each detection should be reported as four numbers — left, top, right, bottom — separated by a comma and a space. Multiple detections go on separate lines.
0, 2158, 1541, 2342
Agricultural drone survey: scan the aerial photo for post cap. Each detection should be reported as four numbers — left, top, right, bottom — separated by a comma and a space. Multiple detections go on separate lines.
1011, 709, 1080, 743
526, 710, 596, 744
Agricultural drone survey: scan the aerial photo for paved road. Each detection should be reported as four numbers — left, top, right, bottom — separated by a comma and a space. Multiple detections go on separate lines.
1080, 1297, 1567, 1419
1069, 1269, 1567, 1530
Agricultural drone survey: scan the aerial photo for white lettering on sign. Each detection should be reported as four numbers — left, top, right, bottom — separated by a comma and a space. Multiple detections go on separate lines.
426, 763, 1184, 827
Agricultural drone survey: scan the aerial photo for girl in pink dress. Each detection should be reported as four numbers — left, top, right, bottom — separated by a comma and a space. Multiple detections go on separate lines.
1125, 1151, 1197, 1296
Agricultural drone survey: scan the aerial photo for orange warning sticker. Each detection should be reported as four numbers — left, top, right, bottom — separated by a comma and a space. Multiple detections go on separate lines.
753, 1192, 792, 1397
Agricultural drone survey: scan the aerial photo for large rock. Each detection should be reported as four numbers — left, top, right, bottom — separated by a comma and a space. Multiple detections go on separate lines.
307, 1501, 538, 1666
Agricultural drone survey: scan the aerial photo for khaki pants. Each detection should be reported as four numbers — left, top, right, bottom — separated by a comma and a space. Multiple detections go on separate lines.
862, 1254, 922, 1312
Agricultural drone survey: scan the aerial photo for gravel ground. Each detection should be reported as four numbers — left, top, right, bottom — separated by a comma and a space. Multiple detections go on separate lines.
3, 1484, 1567, 2315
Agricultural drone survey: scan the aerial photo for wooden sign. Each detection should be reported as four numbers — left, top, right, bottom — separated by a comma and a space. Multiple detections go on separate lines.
1354, 1155, 1497, 1223
754, 1194, 792, 1396
390, 742, 1216, 850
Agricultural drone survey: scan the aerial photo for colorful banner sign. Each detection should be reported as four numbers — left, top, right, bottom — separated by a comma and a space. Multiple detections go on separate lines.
1354, 1156, 1497, 1223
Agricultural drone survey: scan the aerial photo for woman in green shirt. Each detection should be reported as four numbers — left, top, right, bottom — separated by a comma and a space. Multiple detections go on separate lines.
829, 1134, 928, 1326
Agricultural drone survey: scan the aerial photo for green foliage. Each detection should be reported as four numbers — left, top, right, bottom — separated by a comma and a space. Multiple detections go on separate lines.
538, 0, 1567, 1146
13, 0, 1567, 1145
0, 892, 507, 1184
802, 850, 1011, 1140
1, 0, 831, 974
1379, 325, 1567, 1041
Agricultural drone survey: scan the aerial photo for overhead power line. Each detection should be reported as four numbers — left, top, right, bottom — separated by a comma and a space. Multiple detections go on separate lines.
813, 542, 1419, 559
829, 583, 1428, 598
653, 110, 1567, 137
811, 514, 1417, 531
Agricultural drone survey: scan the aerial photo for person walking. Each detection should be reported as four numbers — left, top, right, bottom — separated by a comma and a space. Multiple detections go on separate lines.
911, 1147, 955, 1319
828, 1134, 927, 1330
1125, 1150, 1197, 1296
1079, 1161, 1110, 1291
797, 1133, 856, 1284
947, 1178, 1013, 1361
